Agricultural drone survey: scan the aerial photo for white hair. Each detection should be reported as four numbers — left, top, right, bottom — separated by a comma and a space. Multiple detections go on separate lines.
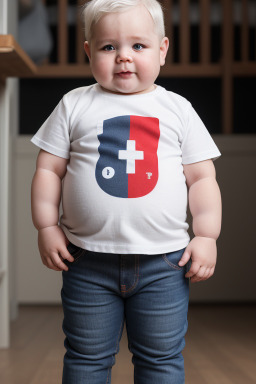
82, 0, 165, 42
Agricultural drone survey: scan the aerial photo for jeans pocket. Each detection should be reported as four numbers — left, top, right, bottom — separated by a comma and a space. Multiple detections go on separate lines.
65, 242, 86, 265
162, 248, 186, 271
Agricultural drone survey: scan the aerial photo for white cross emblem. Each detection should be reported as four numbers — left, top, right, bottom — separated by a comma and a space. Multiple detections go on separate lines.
118, 140, 144, 174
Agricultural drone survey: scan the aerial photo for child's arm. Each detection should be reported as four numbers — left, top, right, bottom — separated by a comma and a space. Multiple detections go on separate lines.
31, 149, 74, 271
179, 160, 222, 283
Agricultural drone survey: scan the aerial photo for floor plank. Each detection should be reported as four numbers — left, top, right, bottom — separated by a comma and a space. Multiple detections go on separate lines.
0, 304, 255, 384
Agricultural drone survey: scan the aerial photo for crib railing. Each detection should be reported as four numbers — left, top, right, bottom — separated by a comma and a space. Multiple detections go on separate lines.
36, 0, 256, 134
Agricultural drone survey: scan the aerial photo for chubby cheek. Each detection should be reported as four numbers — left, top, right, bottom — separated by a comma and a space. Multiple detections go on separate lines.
136, 59, 159, 82
91, 56, 113, 82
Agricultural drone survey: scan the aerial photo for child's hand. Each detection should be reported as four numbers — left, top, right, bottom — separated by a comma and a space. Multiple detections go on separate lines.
178, 236, 217, 283
38, 226, 74, 271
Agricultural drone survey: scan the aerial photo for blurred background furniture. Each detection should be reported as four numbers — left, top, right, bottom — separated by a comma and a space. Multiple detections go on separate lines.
0, 6, 36, 347
21, 0, 256, 135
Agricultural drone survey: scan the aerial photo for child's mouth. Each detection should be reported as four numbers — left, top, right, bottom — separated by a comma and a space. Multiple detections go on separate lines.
116, 71, 133, 78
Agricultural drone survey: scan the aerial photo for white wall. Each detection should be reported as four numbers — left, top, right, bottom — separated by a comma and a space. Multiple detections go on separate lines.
191, 136, 256, 302
15, 138, 62, 304
14, 135, 256, 303
0, 0, 18, 348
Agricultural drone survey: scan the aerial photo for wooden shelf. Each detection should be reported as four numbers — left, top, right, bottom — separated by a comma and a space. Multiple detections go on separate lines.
0, 34, 37, 77
35, 64, 92, 78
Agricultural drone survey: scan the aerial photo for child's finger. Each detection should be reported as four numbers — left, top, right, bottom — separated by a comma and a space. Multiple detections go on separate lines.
191, 266, 216, 283
185, 261, 200, 278
50, 263, 62, 272
202, 266, 215, 281
52, 252, 69, 271
60, 247, 74, 263
190, 275, 200, 283
200, 267, 210, 281
190, 267, 207, 283
178, 249, 191, 266
196, 266, 207, 280
209, 266, 215, 278
192, 266, 208, 282
43, 257, 62, 271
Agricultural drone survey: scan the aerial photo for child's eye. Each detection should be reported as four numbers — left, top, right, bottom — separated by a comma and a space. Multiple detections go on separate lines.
133, 43, 144, 51
102, 45, 115, 51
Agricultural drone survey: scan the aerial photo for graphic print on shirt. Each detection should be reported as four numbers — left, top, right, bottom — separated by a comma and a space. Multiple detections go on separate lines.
95, 115, 160, 198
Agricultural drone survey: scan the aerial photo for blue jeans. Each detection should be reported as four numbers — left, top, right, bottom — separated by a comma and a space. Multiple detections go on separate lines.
61, 245, 190, 384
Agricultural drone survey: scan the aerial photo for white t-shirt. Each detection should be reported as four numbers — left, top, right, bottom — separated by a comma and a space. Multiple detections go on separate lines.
31, 84, 221, 254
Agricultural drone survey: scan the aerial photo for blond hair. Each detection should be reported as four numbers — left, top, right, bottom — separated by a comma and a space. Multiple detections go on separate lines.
82, 0, 165, 42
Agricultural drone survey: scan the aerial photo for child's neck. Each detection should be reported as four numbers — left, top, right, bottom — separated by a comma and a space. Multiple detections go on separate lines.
99, 84, 157, 96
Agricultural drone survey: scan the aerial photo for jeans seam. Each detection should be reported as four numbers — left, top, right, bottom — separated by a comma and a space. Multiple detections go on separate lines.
105, 367, 111, 384
73, 249, 84, 260
64, 248, 85, 265
121, 255, 140, 294
115, 317, 124, 356
162, 253, 182, 271
106, 316, 124, 384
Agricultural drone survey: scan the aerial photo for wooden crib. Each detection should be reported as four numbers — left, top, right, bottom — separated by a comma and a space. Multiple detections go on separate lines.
36, 0, 256, 134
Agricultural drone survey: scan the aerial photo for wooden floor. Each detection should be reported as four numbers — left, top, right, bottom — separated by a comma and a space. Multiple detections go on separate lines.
0, 305, 255, 384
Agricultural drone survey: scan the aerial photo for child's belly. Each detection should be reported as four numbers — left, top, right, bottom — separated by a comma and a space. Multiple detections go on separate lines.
60, 154, 189, 250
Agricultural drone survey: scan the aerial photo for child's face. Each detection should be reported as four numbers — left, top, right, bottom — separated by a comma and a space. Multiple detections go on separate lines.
84, 5, 169, 95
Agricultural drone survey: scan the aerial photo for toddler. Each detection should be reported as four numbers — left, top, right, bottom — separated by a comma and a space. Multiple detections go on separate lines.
31, 0, 222, 383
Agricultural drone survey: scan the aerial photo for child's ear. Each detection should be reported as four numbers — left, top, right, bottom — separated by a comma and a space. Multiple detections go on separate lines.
159, 37, 169, 66
84, 41, 91, 61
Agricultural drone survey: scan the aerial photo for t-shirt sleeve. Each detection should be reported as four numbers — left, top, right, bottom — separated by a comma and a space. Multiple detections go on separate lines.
31, 95, 70, 159
181, 103, 221, 165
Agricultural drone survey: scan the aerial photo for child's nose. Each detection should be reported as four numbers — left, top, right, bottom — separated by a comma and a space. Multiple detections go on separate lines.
116, 49, 133, 63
